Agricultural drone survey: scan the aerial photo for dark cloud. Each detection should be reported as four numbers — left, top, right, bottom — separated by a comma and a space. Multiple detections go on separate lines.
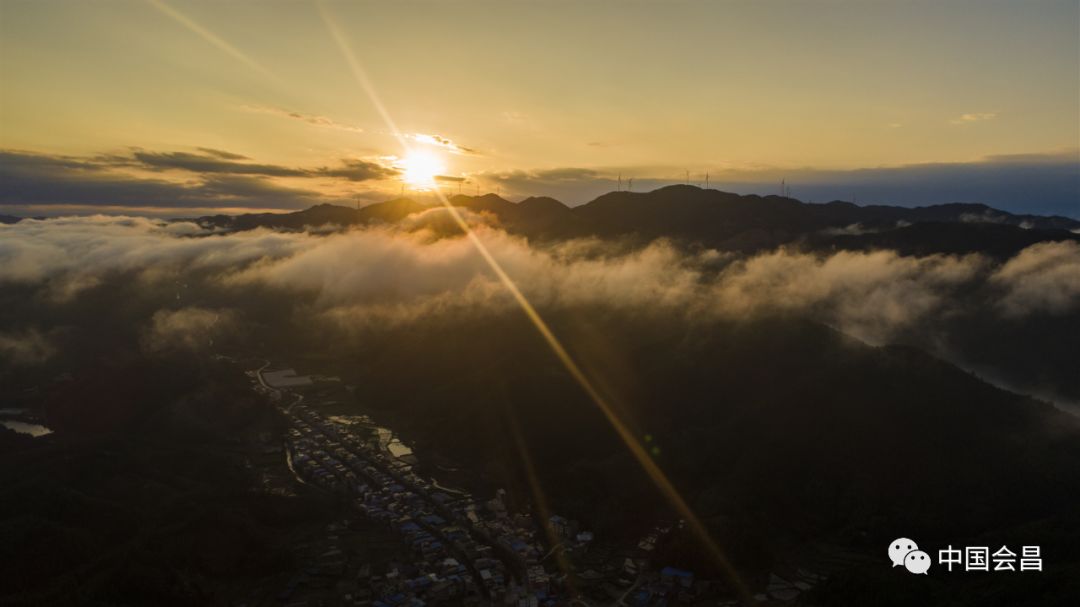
194, 174, 329, 206
0, 150, 326, 211
483, 167, 611, 201
131, 150, 309, 177
2, 149, 107, 173
534, 168, 601, 181
124, 149, 398, 182
127, 149, 399, 183
316, 158, 400, 182
196, 147, 249, 160
0, 329, 56, 365
752, 150, 1080, 218
488, 167, 602, 186
0, 149, 404, 213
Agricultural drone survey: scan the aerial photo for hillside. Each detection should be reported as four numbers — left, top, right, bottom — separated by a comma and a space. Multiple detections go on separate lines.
190, 186, 1080, 257
319, 308, 1080, 598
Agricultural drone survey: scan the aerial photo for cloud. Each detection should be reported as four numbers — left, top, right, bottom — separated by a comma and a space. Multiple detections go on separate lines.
407, 133, 477, 155
6, 143, 1075, 218
0, 149, 401, 214
130, 150, 309, 177
316, 158, 400, 182
0, 329, 56, 365
709, 249, 986, 342
539, 168, 604, 181
121, 148, 397, 182
768, 149, 1079, 216
992, 241, 1080, 316
212, 228, 1011, 345
951, 112, 998, 125
196, 148, 249, 160
483, 167, 609, 200
500, 110, 529, 124
819, 223, 889, 236
0, 150, 326, 211
2, 213, 1077, 348
142, 307, 238, 352
0, 215, 313, 297
240, 104, 365, 134
2, 214, 1077, 412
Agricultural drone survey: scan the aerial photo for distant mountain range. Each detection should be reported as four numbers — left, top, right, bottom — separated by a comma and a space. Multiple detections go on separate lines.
192, 186, 1080, 257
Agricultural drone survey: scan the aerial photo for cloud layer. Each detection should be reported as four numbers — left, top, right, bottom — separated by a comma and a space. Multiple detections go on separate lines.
4, 146, 1075, 218
143, 307, 238, 353
992, 241, 1080, 316
0, 149, 397, 215
0, 329, 56, 365
2, 216, 1077, 348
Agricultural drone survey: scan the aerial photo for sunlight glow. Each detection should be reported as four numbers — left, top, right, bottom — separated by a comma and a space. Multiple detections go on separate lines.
317, 5, 751, 599
399, 151, 446, 189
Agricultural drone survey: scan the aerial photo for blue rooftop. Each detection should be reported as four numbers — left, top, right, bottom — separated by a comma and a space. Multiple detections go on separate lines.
660, 566, 694, 579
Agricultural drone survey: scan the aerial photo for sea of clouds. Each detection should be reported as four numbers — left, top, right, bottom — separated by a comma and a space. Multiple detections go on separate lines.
1, 213, 1078, 360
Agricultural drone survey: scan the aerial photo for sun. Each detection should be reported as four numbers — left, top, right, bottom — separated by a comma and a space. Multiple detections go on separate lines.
399, 151, 446, 190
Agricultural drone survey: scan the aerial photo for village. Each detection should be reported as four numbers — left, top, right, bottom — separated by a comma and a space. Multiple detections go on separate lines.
246, 363, 815, 607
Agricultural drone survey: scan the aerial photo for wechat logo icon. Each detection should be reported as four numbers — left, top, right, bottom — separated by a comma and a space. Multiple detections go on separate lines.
890, 537, 931, 574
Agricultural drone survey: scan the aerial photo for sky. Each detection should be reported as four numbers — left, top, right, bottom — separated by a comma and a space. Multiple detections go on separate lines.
1, 0, 1077, 217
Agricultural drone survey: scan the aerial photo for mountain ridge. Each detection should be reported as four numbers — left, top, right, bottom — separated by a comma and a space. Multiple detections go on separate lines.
188, 185, 1080, 257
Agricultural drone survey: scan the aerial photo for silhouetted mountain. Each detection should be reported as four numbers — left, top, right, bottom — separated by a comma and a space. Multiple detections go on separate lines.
448, 192, 515, 215
570, 186, 1079, 254
191, 186, 1080, 256
357, 197, 427, 224
456, 194, 592, 238
0, 214, 21, 224
198, 203, 362, 232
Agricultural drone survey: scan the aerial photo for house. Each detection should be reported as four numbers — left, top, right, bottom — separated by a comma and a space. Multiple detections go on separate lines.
660, 567, 694, 589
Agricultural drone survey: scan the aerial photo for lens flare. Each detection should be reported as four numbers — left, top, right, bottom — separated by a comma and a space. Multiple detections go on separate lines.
317, 2, 751, 601
146, 0, 279, 83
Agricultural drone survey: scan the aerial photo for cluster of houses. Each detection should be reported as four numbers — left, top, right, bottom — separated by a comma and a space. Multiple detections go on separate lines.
283, 402, 583, 606
251, 365, 796, 606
